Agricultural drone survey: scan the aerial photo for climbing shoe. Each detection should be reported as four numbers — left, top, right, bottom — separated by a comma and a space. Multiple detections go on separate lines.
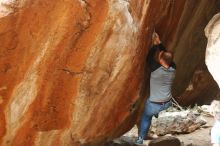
135, 136, 143, 145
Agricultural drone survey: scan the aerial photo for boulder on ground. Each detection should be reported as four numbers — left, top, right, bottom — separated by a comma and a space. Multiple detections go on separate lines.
151, 109, 207, 135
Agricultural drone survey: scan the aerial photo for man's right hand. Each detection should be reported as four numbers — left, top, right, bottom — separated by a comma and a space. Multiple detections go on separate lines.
152, 32, 161, 45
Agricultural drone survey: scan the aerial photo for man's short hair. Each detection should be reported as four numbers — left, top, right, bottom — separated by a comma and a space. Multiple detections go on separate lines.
160, 51, 174, 65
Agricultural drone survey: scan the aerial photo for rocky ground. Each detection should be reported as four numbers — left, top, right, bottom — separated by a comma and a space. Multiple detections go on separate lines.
107, 106, 215, 146
176, 115, 214, 146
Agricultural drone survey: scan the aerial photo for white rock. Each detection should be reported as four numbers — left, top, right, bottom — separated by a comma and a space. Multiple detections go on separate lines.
205, 13, 220, 88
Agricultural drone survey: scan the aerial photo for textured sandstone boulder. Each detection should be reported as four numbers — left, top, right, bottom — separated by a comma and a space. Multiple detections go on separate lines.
0, 0, 220, 145
0, 0, 185, 145
205, 13, 220, 88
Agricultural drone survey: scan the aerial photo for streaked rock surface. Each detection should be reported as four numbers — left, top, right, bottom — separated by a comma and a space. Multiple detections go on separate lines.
0, 0, 183, 145
0, 0, 220, 145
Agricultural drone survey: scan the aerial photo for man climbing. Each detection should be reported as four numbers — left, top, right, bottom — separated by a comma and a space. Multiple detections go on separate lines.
135, 32, 176, 145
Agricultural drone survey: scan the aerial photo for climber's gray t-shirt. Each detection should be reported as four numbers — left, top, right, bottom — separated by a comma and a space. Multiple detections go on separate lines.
149, 66, 176, 102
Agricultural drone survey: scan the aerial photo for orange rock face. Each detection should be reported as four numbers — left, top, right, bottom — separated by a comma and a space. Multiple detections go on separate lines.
0, 0, 219, 145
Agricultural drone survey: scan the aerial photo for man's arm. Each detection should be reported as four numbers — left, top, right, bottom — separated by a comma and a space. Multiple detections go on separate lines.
152, 32, 167, 51
146, 45, 162, 72
146, 32, 167, 71
157, 43, 167, 51
146, 45, 157, 65
146, 43, 166, 65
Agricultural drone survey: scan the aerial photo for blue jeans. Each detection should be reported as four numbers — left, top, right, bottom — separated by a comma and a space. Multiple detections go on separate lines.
139, 99, 172, 138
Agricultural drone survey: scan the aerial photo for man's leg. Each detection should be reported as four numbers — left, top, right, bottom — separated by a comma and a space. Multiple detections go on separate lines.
139, 110, 153, 139
136, 100, 162, 144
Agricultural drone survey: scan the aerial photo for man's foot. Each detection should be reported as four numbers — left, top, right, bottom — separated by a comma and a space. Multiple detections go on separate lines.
135, 136, 143, 145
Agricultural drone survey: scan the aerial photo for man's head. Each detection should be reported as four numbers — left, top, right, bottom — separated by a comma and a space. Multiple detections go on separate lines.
157, 51, 173, 68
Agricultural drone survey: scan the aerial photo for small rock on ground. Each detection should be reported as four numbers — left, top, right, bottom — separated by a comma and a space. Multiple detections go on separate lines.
148, 136, 181, 146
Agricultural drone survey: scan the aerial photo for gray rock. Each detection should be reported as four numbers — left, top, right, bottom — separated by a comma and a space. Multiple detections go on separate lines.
148, 136, 181, 146
151, 110, 206, 135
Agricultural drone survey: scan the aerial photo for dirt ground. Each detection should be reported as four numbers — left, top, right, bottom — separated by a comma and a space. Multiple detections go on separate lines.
175, 116, 214, 146
113, 115, 215, 146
